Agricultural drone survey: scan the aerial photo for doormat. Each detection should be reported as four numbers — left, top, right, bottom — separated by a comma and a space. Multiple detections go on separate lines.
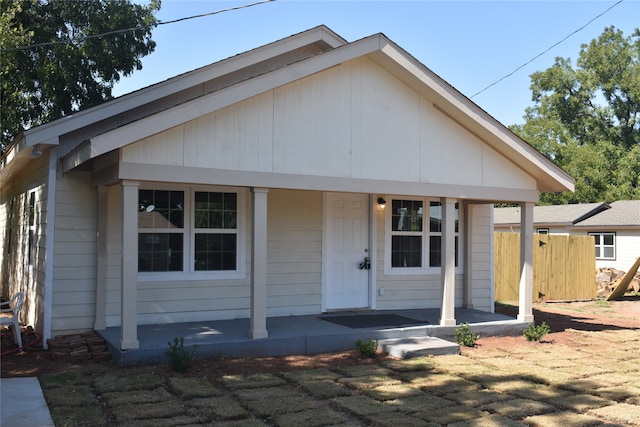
319, 314, 423, 329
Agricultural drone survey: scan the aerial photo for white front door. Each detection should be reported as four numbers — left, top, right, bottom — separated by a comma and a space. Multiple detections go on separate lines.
324, 193, 370, 310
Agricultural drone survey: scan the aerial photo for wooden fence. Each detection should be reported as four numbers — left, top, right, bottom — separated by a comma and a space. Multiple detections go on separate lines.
494, 232, 596, 302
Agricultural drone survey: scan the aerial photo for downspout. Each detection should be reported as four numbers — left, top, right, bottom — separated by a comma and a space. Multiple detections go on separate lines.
42, 146, 58, 349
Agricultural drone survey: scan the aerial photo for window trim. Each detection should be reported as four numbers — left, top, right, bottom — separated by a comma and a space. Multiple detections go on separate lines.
536, 228, 549, 235
589, 231, 616, 260
384, 196, 462, 276
137, 185, 246, 281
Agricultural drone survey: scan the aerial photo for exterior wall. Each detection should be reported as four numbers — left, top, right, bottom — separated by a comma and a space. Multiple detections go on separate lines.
0, 154, 49, 334
121, 57, 537, 193
50, 170, 98, 335
469, 204, 493, 311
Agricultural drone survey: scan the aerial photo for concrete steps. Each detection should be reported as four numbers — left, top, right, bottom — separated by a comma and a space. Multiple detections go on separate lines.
378, 336, 459, 359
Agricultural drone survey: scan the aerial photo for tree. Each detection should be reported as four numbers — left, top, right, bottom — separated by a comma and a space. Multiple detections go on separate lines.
0, 0, 160, 151
512, 26, 640, 204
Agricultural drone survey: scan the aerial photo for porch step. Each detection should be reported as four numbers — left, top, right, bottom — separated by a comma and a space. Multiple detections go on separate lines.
378, 336, 459, 359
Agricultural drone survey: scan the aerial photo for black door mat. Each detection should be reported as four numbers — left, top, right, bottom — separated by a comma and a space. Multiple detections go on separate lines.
319, 314, 424, 329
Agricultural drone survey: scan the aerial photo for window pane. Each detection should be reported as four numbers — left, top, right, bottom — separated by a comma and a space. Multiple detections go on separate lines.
603, 247, 614, 258
138, 233, 183, 272
195, 233, 237, 271
430, 235, 441, 267
591, 234, 601, 245
392, 200, 423, 232
194, 192, 237, 229
594, 246, 601, 258
603, 234, 614, 245
430, 202, 441, 232
391, 235, 422, 267
139, 190, 184, 228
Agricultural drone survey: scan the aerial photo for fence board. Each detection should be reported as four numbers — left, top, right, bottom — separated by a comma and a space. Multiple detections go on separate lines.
494, 232, 595, 302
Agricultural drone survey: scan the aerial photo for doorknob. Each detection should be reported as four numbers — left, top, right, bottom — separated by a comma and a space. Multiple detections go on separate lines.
359, 257, 371, 270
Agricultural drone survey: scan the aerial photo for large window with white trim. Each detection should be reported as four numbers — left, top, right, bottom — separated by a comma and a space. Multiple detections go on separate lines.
589, 232, 615, 260
138, 187, 244, 277
387, 198, 460, 273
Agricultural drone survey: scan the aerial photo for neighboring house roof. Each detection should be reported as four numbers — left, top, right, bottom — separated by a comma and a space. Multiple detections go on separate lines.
494, 201, 640, 229
1, 25, 574, 194
494, 203, 610, 227
572, 200, 640, 229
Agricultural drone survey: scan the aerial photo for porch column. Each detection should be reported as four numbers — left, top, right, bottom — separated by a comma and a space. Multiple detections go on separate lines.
94, 185, 108, 330
463, 202, 473, 309
120, 181, 139, 349
439, 198, 456, 326
249, 188, 268, 339
518, 202, 534, 322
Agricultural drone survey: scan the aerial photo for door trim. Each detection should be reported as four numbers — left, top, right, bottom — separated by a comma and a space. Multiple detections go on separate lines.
321, 192, 376, 312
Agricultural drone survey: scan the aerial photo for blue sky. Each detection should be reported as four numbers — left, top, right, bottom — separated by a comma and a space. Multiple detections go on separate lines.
113, 0, 640, 126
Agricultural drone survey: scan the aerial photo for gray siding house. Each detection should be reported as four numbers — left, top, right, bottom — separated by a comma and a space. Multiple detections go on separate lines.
0, 26, 573, 352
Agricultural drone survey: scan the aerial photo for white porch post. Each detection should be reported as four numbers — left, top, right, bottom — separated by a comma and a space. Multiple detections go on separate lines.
463, 202, 474, 309
249, 187, 268, 339
518, 202, 534, 322
94, 185, 108, 330
120, 181, 139, 349
439, 198, 456, 326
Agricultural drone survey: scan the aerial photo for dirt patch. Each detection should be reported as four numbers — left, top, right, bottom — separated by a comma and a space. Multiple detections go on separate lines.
1, 297, 638, 379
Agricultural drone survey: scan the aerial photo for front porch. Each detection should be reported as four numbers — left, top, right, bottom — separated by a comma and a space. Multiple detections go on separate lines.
98, 308, 526, 366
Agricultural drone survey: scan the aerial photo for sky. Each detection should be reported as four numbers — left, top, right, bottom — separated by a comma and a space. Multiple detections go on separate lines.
112, 0, 640, 127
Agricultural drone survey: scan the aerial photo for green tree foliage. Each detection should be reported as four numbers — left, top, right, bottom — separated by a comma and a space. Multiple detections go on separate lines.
0, 0, 160, 150
512, 26, 640, 204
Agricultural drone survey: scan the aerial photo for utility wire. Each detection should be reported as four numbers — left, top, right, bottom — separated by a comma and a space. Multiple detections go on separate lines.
1, 0, 275, 53
470, 0, 624, 99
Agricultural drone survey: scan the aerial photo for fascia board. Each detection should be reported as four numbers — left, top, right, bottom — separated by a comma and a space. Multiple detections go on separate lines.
89, 36, 382, 157
21, 26, 347, 149
371, 38, 574, 194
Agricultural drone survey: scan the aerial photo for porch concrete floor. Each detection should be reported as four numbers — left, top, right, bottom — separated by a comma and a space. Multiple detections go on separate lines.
98, 308, 526, 366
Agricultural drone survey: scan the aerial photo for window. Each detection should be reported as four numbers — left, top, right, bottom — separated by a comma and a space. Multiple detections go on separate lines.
589, 232, 615, 260
387, 198, 460, 273
536, 228, 549, 235
28, 192, 35, 266
138, 187, 244, 277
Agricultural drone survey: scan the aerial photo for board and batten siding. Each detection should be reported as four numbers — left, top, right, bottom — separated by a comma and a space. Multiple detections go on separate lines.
51, 170, 98, 335
121, 56, 537, 192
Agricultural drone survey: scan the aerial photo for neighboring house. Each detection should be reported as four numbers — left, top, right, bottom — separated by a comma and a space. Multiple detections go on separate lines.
0, 26, 573, 351
494, 200, 640, 271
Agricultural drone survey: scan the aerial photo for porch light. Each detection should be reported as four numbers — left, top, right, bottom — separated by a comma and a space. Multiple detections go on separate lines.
377, 197, 386, 209
31, 144, 43, 159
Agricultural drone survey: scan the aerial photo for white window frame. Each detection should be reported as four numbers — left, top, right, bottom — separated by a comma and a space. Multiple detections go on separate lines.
536, 228, 549, 234
384, 196, 462, 275
138, 184, 246, 281
589, 231, 616, 260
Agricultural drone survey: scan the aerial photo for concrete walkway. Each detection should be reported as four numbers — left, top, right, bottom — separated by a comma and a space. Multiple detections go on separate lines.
1, 377, 54, 427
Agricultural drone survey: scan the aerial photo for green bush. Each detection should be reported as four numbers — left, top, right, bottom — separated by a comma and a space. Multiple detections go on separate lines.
166, 336, 196, 372
455, 322, 479, 347
523, 321, 551, 342
355, 338, 378, 358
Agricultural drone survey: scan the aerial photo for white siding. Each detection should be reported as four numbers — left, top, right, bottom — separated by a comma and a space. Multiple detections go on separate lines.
469, 204, 493, 311
51, 170, 98, 335
122, 57, 537, 193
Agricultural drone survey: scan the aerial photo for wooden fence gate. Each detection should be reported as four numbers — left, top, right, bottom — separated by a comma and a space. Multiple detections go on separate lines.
494, 232, 596, 302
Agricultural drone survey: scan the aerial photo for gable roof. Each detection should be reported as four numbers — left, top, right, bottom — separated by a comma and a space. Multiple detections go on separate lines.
494, 203, 610, 226
1, 25, 574, 194
571, 200, 640, 229
494, 200, 640, 229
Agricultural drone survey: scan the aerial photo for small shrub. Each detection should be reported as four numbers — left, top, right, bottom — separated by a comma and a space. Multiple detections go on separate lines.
523, 321, 551, 342
355, 338, 378, 358
455, 322, 479, 347
166, 336, 196, 372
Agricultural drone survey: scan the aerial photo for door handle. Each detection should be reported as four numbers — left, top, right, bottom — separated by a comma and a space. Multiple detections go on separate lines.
359, 257, 371, 270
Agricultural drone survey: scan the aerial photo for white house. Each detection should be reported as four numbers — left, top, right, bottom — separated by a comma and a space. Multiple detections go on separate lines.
0, 26, 573, 352
494, 200, 640, 271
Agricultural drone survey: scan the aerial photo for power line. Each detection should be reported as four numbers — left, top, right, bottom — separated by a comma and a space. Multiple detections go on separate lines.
470, 0, 624, 99
1, 0, 275, 53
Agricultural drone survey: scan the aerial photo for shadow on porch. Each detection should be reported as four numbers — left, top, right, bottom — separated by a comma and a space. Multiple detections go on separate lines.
98, 308, 526, 366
